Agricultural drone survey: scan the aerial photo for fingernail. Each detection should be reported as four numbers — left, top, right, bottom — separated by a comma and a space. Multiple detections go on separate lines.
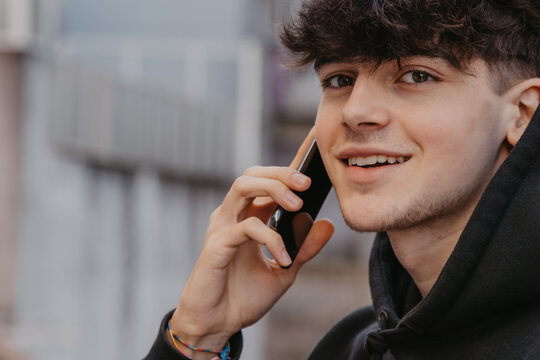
292, 173, 309, 186
281, 249, 292, 266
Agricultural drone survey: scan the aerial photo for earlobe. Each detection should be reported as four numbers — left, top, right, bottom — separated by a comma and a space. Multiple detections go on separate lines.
505, 80, 540, 146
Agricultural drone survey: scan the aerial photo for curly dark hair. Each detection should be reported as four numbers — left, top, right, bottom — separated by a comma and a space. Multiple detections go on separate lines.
280, 0, 540, 93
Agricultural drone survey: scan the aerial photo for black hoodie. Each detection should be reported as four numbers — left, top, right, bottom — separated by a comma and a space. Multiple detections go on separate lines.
145, 106, 540, 360
308, 105, 540, 359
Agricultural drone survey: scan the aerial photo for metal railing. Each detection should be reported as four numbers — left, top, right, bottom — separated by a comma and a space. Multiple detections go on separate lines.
49, 37, 264, 182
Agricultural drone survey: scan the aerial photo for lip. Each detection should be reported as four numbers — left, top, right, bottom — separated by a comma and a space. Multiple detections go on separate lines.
337, 145, 411, 159
336, 145, 411, 184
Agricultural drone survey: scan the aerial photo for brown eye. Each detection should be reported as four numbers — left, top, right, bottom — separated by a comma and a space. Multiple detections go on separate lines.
326, 74, 355, 88
400, 70, 434, 84
413, 72, 429, 82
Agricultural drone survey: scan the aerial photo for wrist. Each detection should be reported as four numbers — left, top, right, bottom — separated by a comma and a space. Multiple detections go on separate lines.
168, 313, 231, 360
168, 334, 221, 360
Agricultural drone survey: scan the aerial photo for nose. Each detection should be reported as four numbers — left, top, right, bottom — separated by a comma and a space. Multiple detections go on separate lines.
341, 78, 391, 131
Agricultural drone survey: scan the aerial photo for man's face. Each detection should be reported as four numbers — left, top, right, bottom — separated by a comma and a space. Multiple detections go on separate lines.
314, 57, 510, 232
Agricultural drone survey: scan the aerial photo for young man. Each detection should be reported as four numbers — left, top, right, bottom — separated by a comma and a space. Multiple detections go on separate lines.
146, 0, 540, 359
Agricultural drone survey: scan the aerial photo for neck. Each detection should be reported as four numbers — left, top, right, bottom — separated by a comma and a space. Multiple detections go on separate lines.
386, 146, 510, 297
387, 209, 474, 297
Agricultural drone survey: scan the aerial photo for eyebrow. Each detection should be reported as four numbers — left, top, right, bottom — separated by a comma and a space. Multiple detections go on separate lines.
314, 60, 381, 78
315, 56, 455, 75
314, 58, 362, 73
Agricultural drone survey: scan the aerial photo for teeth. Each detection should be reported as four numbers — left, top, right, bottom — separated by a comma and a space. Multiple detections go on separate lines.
348, 155, 408, 167
365, 155, 377, 165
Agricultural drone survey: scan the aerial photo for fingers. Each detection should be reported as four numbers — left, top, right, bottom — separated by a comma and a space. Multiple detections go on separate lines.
238, 217, 292, 266
215, 127, 316, 222
205, 129, 324, 270
228, 176, 301, 216
205, 216, 292, 268
248, 196, 278, 220
219, 166, 311, 220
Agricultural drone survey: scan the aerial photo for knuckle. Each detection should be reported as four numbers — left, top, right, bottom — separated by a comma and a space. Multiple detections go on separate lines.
279, 185, 293, 200
203, 232, 220, 248
231, 175, 250, 194
262, 177, 279, 192
286, 166, 297, 175
209, 206, 221, 223
268, 231, 283, 248
230, 176, 242, 189
205, 224, 234, 245
238, 217, 265, 238
245, 216, 263, 228
243, 165, 264, 176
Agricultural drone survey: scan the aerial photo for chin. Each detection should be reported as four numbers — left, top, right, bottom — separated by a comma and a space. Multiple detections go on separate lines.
338, 188, 479, 234
342, 215, 390, 233
336, 189, 439, 233
339, 205, 392, 233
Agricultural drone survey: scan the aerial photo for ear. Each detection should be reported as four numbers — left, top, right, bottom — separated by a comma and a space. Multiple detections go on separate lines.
505, 79, 540, 146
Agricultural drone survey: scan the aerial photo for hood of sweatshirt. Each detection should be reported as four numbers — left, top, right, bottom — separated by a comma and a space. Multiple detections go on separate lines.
367, 105, 540, 357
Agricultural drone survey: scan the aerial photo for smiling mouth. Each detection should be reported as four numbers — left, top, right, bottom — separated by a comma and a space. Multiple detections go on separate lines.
347, 155, 410, 168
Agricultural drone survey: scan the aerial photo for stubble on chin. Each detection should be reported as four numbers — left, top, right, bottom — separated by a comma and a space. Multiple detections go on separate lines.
339, 184, 483, 233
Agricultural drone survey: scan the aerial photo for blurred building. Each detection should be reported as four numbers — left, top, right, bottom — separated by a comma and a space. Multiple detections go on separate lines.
0, 1, 373, 360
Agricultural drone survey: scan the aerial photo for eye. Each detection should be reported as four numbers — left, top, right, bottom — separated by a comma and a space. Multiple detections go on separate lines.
399, 70, 436, 84
323, 74, 355, 88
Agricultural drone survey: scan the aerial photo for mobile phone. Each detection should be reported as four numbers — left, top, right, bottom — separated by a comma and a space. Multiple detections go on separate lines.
268, 139, 332, 268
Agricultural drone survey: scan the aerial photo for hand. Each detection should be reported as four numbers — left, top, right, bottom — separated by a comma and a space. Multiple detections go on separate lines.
169, 131, 334, 358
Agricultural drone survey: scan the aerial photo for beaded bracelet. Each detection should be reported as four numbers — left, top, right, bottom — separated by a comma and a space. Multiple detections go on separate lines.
167, 320, 231, 360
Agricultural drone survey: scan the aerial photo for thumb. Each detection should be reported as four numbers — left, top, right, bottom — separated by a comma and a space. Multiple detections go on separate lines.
291, 218, 334, 270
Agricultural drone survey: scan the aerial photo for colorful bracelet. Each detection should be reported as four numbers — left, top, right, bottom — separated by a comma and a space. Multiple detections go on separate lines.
167, 320, 231, 360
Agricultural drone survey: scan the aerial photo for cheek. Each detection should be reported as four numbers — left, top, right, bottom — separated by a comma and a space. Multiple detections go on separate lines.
314, 103, 344, 180
414, 113, 505, 186
314, 102, 340, 146
411, 97, 502, 155
314, 116, 333, 170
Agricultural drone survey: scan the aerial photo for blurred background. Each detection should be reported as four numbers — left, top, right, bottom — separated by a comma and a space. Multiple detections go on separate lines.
0, 0, 374, 359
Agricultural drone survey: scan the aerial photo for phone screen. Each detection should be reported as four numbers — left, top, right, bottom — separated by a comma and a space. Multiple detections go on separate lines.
268, 139, 332, 267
